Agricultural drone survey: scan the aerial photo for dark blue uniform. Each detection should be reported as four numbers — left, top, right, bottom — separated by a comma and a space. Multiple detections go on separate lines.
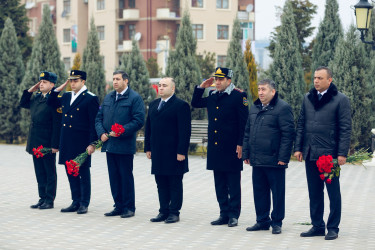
191, 85, 248, 220
47, 88, 99, 207
20, 90, 61, 205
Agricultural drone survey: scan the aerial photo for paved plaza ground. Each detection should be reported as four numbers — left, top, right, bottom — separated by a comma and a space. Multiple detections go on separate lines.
0, 144, 374, 249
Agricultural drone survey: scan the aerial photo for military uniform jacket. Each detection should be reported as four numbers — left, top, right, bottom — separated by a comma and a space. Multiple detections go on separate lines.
20, 90, 62, 154
144, 95, 191, 175
47, 88, 99, 165
191, 85, 249, 172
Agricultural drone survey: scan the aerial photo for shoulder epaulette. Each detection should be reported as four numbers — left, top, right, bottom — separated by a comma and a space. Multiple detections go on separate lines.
87, 91, 96, 96
234, 88, 244, 93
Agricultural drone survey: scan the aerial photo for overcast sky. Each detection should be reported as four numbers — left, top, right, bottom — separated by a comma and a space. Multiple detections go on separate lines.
255, 0, 360, 41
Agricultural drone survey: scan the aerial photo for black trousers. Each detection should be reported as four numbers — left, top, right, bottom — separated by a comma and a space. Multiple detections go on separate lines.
213, 170, 241, 219
106, 153, 135, 212
252, 167, 285, 227
305, 159, 341, 233
32, 154, 57, 204
155, 174, 184, 216
64, 162, 91, 207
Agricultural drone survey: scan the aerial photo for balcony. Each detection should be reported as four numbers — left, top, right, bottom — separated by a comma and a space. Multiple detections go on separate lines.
117, 40, 132, 52
237, 11, 255, 22
120, 9, 140, 21
156, 8, 180, 20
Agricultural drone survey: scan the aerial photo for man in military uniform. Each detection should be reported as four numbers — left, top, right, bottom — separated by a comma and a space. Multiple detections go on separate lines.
191, 67, 249, 227
20, 71, 62, 209
47, 70, 99, 214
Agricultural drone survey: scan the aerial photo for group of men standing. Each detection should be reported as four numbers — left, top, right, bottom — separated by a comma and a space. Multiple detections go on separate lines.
21, 65, 351, 241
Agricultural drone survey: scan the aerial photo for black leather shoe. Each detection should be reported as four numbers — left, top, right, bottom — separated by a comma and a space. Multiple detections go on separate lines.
39, 202, 54, 209
272, 225, 282, 234
246, 223, 270, 231
30, 200, 44, 209
300, 227, 325, 237
104, 209, 122, 216
61, 203, 80, 213
211, 216, 229, 225
325, 230, 338, 240
150, 213, 168, 222
121, 210, 135, 218
77, 206, 88, 214
165, 214, 180, 223
228, 218, 238, 227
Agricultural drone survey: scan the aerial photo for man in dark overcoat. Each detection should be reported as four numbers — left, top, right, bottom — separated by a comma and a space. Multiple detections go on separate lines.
95, 70, 145, 218
47, 70, 99, 214
191, 67, 249, 227
294, 66, 352, 240
20, 71, 61, 209
144, 77, 191, 224
242, 79, 295, 235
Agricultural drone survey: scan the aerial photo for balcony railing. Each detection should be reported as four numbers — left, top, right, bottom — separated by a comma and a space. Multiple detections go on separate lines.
156, 8, 180, 20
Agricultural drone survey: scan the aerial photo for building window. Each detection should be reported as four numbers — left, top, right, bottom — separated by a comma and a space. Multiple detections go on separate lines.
97, 26, 105, 40
63, 57, 71, 71
192, 0, 203, 8
97, 0, 105, 10
216, 0, 228, 9
217, 25, 229, 40
119, 25, 124, 43
128, 24, 135, 40
192, 24, 203, 40
63, 29, 70, 43
63, 0, 71, 14
217, 56, 226, 67
129, 0, 135, 8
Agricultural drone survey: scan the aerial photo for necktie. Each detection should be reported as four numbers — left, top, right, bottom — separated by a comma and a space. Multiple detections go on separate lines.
158, 100, 165, 111
116, 93, 120, 101
318, 93, 323, 101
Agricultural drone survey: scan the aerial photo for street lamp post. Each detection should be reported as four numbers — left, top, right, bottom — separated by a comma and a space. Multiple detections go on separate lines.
354, 0, 375, 49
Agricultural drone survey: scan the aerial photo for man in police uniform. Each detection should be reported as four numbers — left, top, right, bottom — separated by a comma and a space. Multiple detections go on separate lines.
47, 70, 99, 214
191, 67, 249, 227
20, 71, 62, 209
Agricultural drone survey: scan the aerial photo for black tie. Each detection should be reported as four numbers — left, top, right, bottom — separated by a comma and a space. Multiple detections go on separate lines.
116, 93, 121, 101
318, 93, 323, 101
158, 100, 165, 111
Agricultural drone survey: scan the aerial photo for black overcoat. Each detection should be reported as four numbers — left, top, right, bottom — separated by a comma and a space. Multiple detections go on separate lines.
144, 95, 191, 175
191, 85, 249, 172
294, 83, 352, 160
47, 88, 99, 166
20, 90, 62, 154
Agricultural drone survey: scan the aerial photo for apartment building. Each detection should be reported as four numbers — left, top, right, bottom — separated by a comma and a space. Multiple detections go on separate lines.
22, 0, 255, 82
22, 0, 57, 37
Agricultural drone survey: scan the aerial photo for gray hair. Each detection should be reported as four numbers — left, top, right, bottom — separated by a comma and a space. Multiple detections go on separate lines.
315, 66, 333, 78
257, 79, 276, 90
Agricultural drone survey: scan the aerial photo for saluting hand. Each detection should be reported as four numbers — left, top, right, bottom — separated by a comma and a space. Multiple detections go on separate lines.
28, 81, 41, 93
200, 77, 214, 88
55, 80, 69, 92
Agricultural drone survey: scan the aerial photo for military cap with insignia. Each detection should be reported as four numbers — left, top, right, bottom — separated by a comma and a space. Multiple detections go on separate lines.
213, 67, 233, 79
39, 71, 57, 84
68, 70, 87, 80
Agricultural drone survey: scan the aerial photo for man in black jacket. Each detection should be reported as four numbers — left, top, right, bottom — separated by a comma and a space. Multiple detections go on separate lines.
294, 66, 352, 240
20, 71, 62, 209
191, 67, 249, 227
242, 79, 295, 234
144, 77, 191, 223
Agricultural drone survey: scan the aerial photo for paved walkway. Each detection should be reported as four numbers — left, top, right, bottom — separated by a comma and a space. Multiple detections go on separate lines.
0, 144, 374, 249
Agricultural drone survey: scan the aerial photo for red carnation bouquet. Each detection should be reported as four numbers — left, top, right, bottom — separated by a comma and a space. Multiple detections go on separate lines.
32, 145, 52, 158
317, 148, 372, 184
66, 123, 125, 177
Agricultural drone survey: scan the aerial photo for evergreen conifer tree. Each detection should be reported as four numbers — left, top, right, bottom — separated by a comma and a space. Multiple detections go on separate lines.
81, 18, 106, 103
244, 39, 258, 102
0, 18, 24, 143
311, 0, 343, 85
119, 40, 155, 110
196, 51, 216, 80
166, 10, 204, 120
19, 5, 67, 134
269, 0, 305, 124
226, 18, 251, 98
146, 57, 159, 78
330, 25, 372, 151
365, 9, 375, 128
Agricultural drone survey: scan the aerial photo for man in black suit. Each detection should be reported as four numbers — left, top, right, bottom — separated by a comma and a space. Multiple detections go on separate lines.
144, 77, 191, 223
47, 70, 99, 214
294, 66, 352, 240
95, 70, 145, 218
20, 71, 62, 209
191, 67, 249, 227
